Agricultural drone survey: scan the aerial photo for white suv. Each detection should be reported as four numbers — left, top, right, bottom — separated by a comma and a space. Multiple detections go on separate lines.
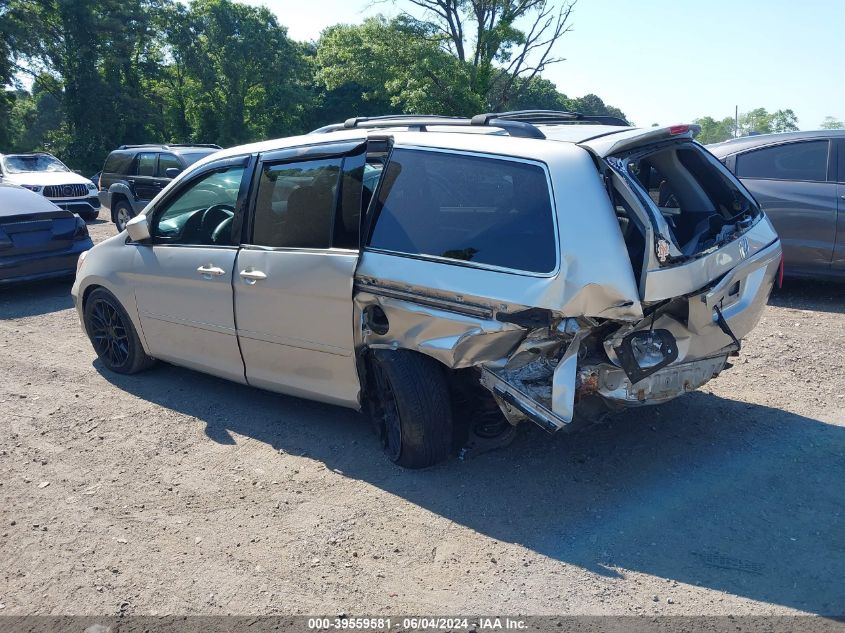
72, 111, 782, 468
0, 152, 100, 220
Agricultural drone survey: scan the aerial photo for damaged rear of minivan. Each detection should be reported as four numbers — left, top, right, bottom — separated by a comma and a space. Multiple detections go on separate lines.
353, 124, 781, 467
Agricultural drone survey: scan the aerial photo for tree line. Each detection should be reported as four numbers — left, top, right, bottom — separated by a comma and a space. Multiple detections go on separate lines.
0, 0, 627, 173
693, 108, 843, 145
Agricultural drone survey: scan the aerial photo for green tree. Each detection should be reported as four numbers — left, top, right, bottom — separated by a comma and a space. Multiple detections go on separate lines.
316, 16, 481, 115
820, 116, 844, 129
694, 115, 735, 144
770, 108, 798, 133
739, 107, 772, 136
394, 0, 576, 109
168, 0, 309, 146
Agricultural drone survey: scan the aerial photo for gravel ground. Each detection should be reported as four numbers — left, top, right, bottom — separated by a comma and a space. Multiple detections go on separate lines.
1, 219, 843, 616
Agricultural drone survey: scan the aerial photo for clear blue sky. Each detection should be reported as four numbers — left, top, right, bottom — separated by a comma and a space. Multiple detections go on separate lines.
258, 0, 844, 129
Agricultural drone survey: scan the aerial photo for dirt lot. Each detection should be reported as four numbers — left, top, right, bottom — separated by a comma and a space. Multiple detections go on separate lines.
1, 219, 843, 616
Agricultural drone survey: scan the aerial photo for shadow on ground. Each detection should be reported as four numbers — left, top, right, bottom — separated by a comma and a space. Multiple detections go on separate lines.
98, 359, 845, 615
0, 277, 74, 319
769, 278, 845, 314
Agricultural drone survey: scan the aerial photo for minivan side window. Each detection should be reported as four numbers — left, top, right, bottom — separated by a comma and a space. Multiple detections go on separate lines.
735, 141, 829, 182
367, 149, 557, 274
251, 158, 342, 249
135, 152, 158, 177
151, 166, 245, 246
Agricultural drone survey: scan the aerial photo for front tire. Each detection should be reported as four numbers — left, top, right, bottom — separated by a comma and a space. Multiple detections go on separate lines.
113, 200, 134, 232
83, 288, 154, 374
369, 350, 453, 469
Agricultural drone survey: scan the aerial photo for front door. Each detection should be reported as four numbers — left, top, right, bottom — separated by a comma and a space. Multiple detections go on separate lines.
233, 140, 369, 407
133, 156, 251, 382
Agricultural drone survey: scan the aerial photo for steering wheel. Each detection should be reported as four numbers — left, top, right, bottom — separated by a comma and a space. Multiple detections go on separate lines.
200, 204, 234, 244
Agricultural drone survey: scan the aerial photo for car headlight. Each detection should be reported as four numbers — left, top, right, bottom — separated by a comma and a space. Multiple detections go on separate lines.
87, 182, 97, 190
76, 249, 89, 274
22, 185, 43, 193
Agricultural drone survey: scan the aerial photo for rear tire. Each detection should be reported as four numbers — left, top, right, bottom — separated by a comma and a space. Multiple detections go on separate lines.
83, 288, 155, 374
369, 350, 453, 469
113, 200, 134, 232
81, 210, 99, 222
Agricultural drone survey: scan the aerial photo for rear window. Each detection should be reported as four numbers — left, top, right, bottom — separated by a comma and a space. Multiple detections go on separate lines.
103, 151, 133, 175
368, 149, 556, 274
626, 144, 760, 258
735, 140, 829, 182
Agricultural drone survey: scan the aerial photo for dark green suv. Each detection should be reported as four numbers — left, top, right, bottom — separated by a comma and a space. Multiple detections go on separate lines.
98, 144, 221, 231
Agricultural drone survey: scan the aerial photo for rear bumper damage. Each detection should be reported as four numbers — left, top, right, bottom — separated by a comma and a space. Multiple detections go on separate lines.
354, 236, 781, 436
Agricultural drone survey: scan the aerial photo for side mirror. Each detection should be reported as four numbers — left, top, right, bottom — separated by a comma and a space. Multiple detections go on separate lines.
165, 167, 182, 178
126, 214, 151, 243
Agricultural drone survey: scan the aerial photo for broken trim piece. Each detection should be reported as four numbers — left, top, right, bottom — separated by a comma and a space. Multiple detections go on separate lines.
480, 367, 567, 433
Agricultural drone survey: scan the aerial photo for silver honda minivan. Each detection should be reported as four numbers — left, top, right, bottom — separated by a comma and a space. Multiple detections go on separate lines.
72, 111, 782, 468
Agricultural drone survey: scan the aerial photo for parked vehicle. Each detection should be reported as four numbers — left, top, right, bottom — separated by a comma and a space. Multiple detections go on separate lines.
73, 111, 781, 468
0, 152, 100, 221
708, 130, 845, 279
98, 144, 222, 231
0, 182, 93, 284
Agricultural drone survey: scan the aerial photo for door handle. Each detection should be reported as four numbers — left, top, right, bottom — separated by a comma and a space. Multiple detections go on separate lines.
239, 269, 267, 284
197, 264, 226, 278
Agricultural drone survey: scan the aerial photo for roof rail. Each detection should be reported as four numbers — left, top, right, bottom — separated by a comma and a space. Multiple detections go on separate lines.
116, 143, 222, 150
166, 143, 223, 149
490, 109, 630, 127
310, 114, 546, 139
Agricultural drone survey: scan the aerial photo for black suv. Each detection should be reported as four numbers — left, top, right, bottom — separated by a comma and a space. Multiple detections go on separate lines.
98, 144, 221, 230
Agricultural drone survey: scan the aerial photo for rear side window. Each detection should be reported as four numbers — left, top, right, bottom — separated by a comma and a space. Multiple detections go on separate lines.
103, 151, 133, 175
735, 141, 829, 182
251, 158, 342, 249
135, 152, 157, 177
368, 149, 556, 274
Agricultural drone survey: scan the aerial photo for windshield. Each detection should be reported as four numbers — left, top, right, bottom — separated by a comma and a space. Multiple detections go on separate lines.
180, 151, 218, 167
2, 154, 70, 174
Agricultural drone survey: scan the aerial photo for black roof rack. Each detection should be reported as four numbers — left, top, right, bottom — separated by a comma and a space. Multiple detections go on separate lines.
116, 143, 222, 150
309, 109, 629, 138
489, 110, 630, 127
311, 114, 546, 139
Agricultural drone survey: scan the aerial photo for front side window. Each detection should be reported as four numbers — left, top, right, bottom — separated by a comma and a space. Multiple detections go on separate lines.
735, 141, 829, 182
251, 158, 342, 249
135, 152, 158, 177
152, 165, 245, 246
158, 153, 181, 176
367, 149, 557, 274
